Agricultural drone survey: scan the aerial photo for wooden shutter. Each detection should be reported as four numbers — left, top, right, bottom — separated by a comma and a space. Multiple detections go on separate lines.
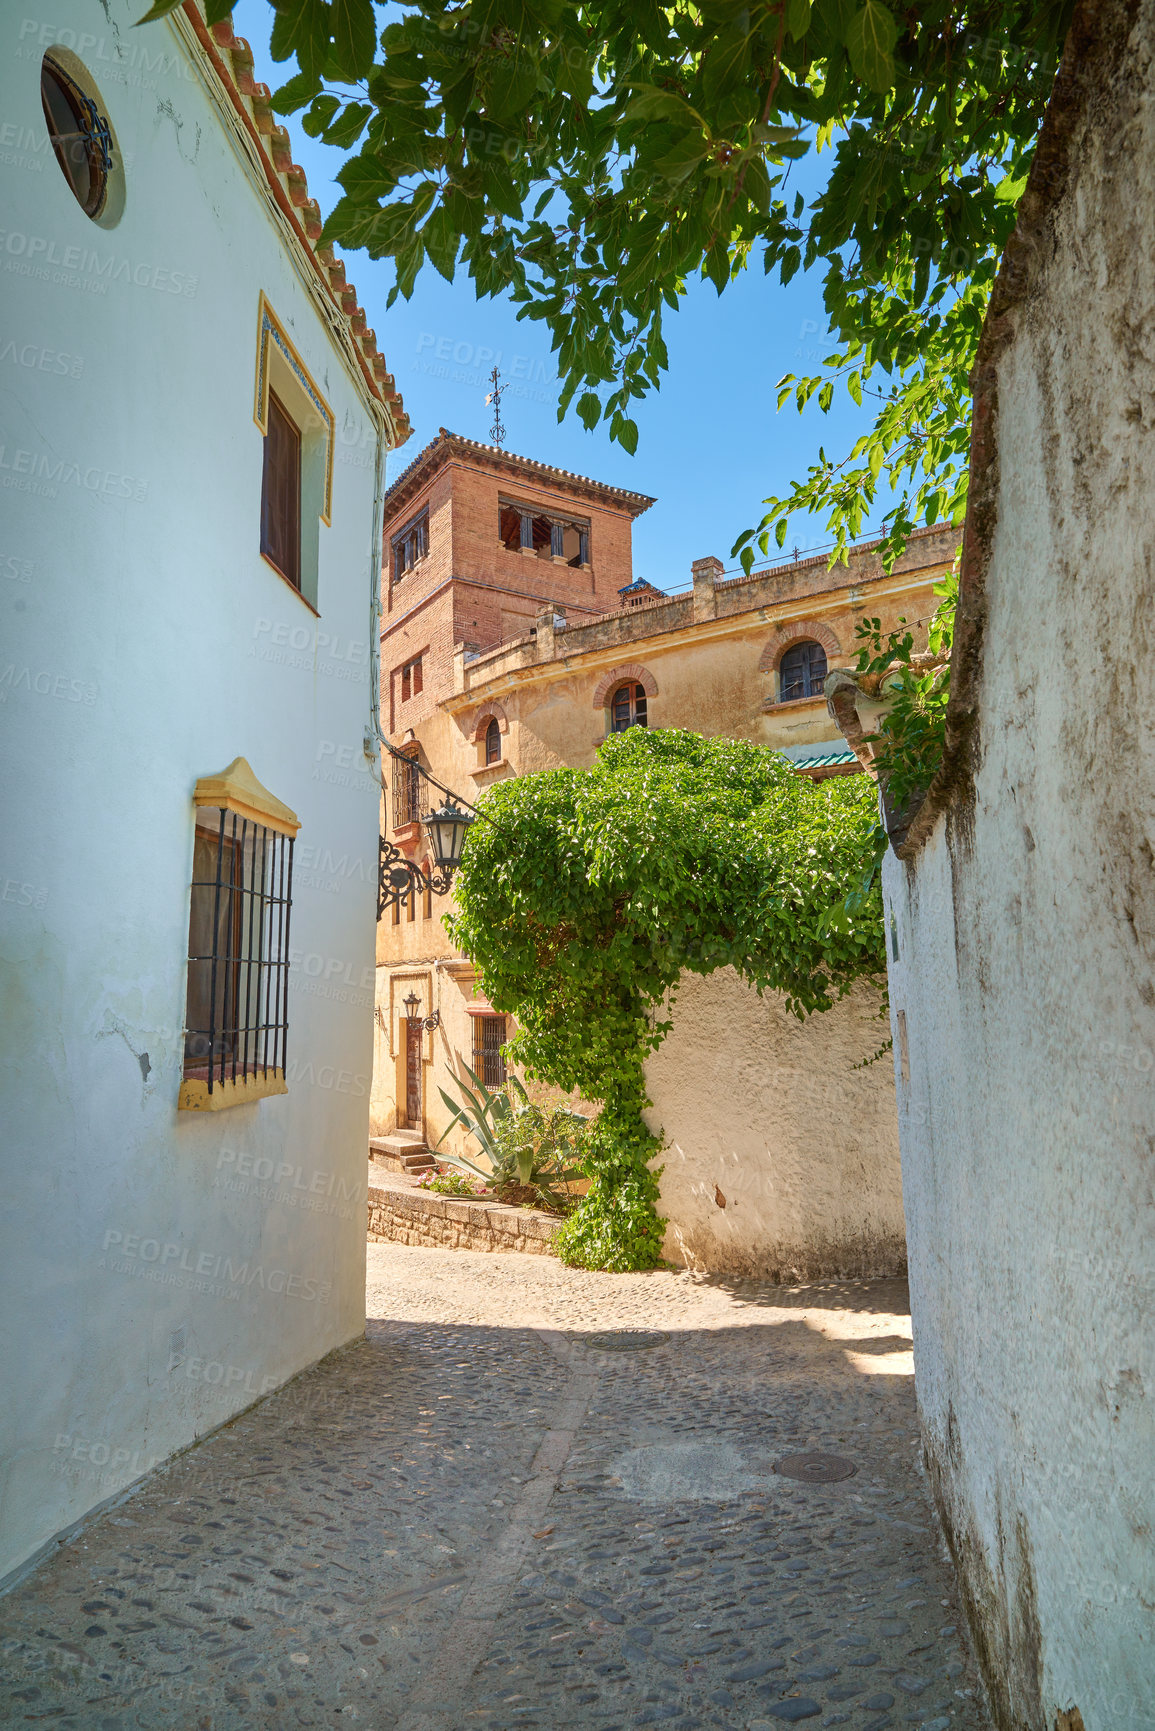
260, 390, 301, 588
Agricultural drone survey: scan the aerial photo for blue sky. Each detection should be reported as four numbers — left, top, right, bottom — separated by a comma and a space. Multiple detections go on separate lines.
232, 1, 890, 593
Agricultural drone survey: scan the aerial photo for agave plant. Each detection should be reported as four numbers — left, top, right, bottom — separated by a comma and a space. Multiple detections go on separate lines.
435, 1064, 586, 1212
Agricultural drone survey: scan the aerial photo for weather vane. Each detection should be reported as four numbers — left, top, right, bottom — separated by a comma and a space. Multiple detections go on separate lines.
485, 365, 505, 448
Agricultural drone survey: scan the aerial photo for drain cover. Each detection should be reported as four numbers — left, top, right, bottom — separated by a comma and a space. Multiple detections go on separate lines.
774, 1452, 857, 1483
584, 1330, 670, 1352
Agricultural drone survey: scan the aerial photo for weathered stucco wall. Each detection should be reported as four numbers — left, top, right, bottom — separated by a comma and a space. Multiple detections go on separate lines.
882, 6, 1155, 1725
0, 1, 386, 1585
643, 970, 903, 1280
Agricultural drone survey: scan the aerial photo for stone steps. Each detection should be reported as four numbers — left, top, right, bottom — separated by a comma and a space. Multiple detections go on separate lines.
369, 1133, 436, 1175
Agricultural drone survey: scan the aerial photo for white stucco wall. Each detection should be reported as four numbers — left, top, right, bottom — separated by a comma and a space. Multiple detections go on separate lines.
0, 2, 390, 1584
882, 10, 1155, 1726
643, 969, 904, 1279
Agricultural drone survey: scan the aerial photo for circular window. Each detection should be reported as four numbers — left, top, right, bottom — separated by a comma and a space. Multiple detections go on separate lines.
41, 53, 115, 220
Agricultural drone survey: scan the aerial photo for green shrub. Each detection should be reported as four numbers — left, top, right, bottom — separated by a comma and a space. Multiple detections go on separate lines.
448, 728, 886, 1272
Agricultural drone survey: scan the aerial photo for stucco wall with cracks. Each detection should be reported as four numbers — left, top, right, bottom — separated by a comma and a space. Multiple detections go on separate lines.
881, 4, 1155, 1725
643, 969, 904, 1280
0, 0, 387, 1585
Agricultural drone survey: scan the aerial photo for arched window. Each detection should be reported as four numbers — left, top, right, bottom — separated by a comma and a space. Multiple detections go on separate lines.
484, 717, 501, 765
610, 682, 647, 731
779, 639, 828, 702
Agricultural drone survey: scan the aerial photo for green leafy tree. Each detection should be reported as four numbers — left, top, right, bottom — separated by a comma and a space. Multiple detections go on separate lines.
141, 0, 1072, 564
447, 727, 885, 1269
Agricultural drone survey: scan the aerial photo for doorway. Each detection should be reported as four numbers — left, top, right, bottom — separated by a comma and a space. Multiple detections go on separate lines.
405, 1021, 422, 1130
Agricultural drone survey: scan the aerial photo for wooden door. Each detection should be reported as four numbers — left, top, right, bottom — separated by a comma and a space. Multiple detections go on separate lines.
405, 1022, 422, 1129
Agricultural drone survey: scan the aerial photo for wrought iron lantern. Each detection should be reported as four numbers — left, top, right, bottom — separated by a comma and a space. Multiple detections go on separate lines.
402, 990, 439, 1034
423, 799, 473, 871
378, 786, 475, 921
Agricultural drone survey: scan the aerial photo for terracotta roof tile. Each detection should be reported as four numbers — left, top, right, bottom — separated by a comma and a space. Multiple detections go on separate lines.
185, 2, 410, 445
382, 428, 656, 517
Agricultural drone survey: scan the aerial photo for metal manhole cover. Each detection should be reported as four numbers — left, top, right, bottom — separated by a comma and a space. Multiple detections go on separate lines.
774, 1452, 857, 1483
584, 1330, 670, 1352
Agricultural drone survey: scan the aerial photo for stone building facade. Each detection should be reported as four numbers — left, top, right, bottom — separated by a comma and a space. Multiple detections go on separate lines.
373, 437, 955, 1276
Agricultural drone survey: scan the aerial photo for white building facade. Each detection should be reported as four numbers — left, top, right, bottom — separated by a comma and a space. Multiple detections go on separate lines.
0, 0, 409, 1585
831, 5, 1155, 1724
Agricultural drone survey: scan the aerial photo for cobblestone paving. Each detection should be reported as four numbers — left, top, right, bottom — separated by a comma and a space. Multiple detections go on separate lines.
0, 1244, 989, 1731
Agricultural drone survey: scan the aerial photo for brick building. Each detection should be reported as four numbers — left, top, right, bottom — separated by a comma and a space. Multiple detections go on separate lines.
372, 432, 957, 1218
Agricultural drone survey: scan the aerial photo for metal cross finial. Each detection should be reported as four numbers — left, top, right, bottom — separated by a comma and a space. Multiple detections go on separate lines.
485, 365, 505, 448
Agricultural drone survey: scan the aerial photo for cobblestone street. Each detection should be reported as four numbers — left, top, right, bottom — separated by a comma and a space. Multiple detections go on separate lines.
0, 1245, 989, 1731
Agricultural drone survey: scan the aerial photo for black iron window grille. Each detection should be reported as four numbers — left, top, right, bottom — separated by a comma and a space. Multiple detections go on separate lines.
392, 749, 426, 829
183, 810, 293, 1095
472, 1015, 507, 1089
779, 639, 829, 701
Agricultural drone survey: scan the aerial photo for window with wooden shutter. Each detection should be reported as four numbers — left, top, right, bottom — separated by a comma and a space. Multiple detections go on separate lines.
260, 389, 301, 589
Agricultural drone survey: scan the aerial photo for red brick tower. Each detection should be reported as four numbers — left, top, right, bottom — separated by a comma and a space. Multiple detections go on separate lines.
379, 430, 655, 735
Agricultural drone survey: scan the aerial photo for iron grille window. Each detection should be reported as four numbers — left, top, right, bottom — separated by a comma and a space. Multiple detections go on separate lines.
485, 718, 501, 765
183, 811, 293, 1093
779, 639, 828, 701
260, 389, 302, 588
472, 1015, 507, 1089
392, 750, 424, 828
610, 682, 647, 731
392, 510, 428, 582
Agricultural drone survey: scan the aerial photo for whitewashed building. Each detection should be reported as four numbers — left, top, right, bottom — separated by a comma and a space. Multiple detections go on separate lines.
828, 6, 1155, 1724
0, 0, 409, 1585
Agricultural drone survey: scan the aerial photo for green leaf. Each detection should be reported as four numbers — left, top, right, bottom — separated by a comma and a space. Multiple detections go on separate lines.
330, 0, 376, 80
844, 1, 898, 93
577, 391, 602, 430
622, 87, 703, 128
485, 52, 541, 121
653, 132, 710, 185
785, 0, 812, 40
271, 70, 324, 115
702, 21, 754, 106
302, 94, 340, 137
422, 204, 460, 282
270, 0, 331, 81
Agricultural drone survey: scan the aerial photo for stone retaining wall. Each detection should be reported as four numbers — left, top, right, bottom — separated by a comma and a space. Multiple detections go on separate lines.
367, 1174, 562, 1256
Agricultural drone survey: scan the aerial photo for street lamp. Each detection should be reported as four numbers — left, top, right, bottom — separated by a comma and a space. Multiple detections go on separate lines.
423, 799, 473, 872
378, 793, 475, 921
402, 989, 439, 1034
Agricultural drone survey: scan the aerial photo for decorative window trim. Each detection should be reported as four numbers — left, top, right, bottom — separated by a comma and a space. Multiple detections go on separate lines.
179, 758, 298, 1113
468, 703, 509, 744
592, 664, 657, 708
757, 619, 840, 673
40, 48, 125, 229
254, 293, 334, 526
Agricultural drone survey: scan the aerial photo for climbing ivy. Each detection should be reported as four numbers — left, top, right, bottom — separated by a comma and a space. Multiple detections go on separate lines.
448, 728, 886, 1270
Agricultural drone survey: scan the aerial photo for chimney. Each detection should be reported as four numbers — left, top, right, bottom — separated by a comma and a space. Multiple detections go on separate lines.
691, 555, 723, 623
